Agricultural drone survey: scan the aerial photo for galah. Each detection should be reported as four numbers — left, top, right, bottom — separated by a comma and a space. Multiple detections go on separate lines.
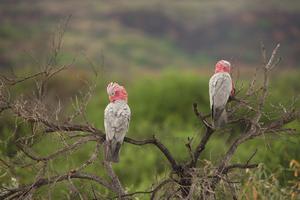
209, 60, 234, 128
104, 82, 131, 162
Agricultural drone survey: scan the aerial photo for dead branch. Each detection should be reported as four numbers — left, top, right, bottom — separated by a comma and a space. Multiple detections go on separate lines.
103, 161, 125, 197
45, 122, 179, 171
0, 172, 114, 200
16, 136, 97, 162
187, 103, 214, 168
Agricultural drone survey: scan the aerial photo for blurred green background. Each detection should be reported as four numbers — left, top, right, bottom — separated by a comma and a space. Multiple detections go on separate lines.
0, 0, 299, 199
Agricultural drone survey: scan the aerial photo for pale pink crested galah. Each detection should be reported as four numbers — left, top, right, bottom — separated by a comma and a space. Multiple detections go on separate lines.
209, 60, 235, 128
104, 82, 131, 162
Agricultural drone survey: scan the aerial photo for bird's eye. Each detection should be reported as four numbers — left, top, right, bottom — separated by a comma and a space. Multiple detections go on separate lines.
111, 91, 115, 96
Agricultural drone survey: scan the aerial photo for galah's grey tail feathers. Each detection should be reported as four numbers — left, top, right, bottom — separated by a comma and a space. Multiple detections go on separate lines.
213, 106, 227, 128
105, 140, 121, 163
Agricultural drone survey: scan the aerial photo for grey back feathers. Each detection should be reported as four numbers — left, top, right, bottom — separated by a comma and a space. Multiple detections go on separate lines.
104, 100, 131, 162
209, 72, 232, 128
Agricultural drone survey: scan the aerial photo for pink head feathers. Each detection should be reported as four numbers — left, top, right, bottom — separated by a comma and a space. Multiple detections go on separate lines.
215, 60, 231, 73
107, 82, 128, 102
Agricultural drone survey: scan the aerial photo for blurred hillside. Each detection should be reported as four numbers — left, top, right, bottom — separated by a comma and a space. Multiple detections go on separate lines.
0, 0, 300, 70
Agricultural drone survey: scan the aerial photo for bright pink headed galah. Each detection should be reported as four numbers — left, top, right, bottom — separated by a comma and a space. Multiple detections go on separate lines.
104, 82, 130, 163
209, 60, 234, 128
107, 82, 128, 102
215, 60, 231, 73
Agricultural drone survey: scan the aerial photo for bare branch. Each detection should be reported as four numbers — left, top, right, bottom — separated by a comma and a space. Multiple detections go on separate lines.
188, 103, 213, 168
0, 71, 46, 86
44, 118, 179, 171
0, 172, 114, 199
222, 163, 258, 174
16, 136, 97, 162
103, 161, 125, 197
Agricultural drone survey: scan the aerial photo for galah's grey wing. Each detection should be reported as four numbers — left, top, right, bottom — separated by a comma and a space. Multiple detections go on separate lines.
209, 73, 232, 125
212, 74, 232, 107
104, 103, 131, 162
104, 104, 131, 142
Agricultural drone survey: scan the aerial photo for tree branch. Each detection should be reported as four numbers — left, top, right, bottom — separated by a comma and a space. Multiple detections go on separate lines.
44, 122, 179, 171
0, 172, 114, 199
188, 103, 214, 168
103, 161, 125, 197
222, 163, 258, 174
16, 135, 97, 161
